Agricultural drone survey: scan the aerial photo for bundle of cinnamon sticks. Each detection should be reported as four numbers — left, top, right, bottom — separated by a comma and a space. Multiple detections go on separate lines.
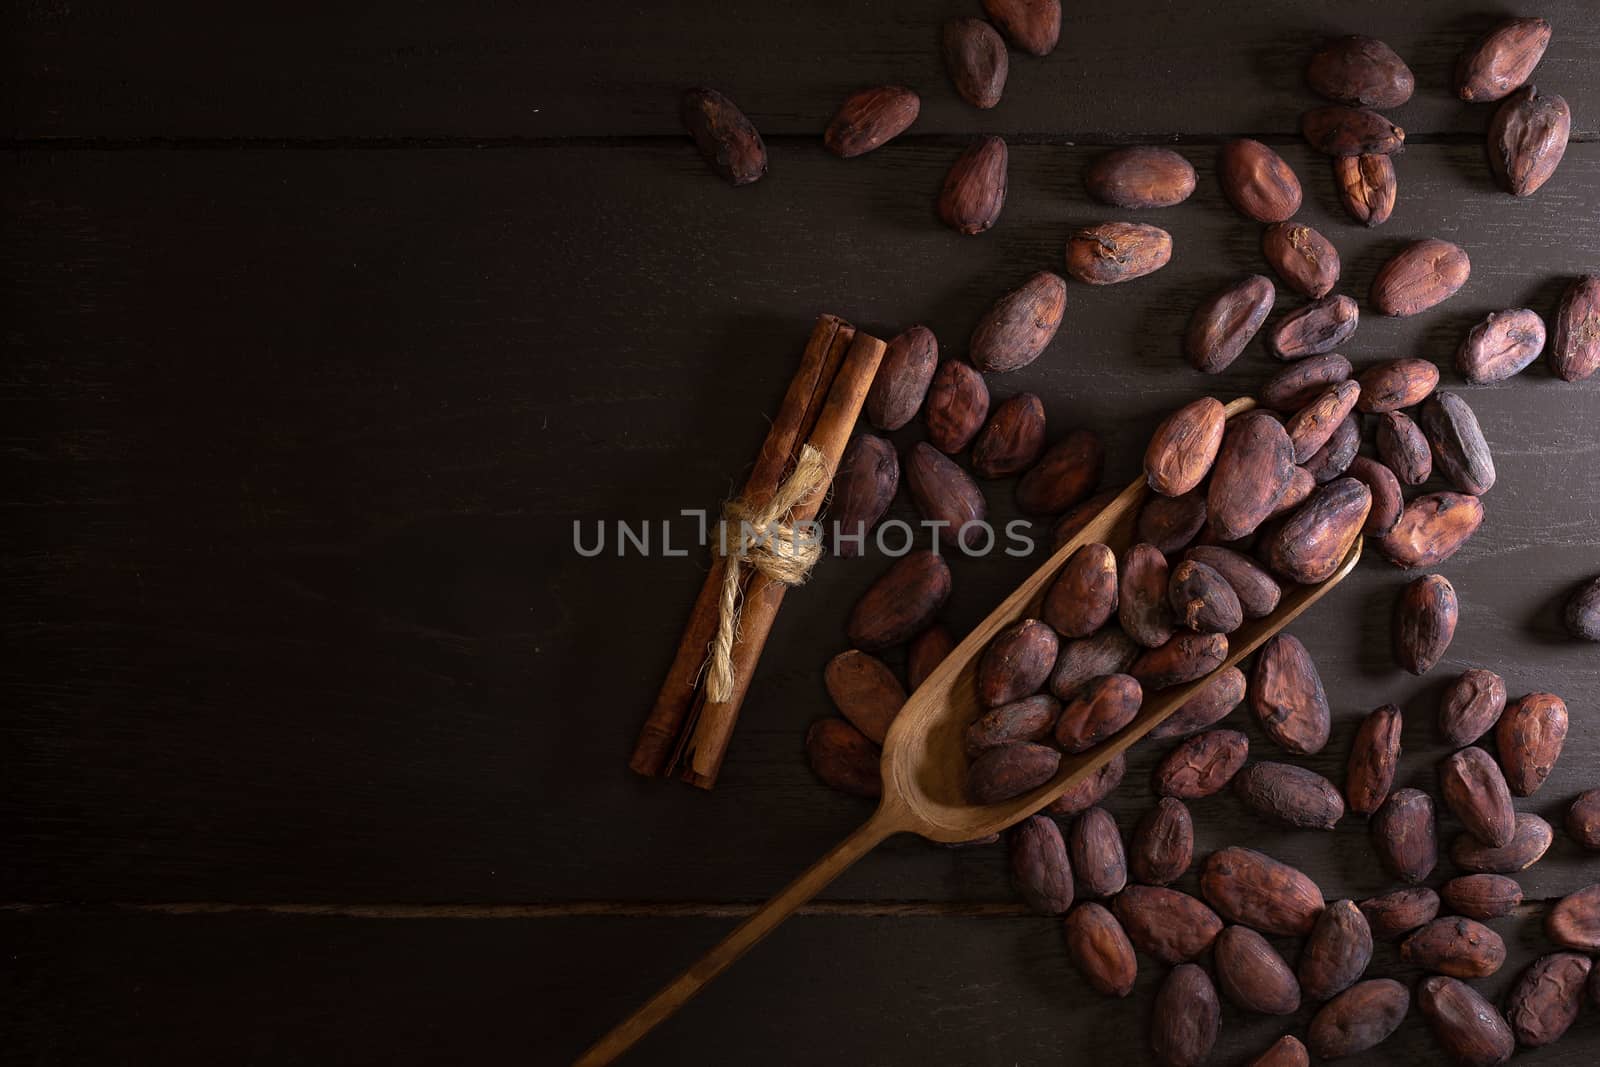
630, 314, 886, 789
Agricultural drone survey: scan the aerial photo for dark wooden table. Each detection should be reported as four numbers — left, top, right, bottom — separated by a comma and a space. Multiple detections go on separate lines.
4, 2, 1598, 1064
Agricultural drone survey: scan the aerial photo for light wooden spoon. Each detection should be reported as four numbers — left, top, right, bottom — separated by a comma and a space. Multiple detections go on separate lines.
577, 396, 1361, 1065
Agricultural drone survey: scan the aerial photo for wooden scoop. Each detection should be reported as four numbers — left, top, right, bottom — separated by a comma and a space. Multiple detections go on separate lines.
576, 396, 1361, 1065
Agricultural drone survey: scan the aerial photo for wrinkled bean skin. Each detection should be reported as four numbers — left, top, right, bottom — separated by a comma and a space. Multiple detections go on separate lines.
1489, 86, 1570, 197
937, 135, 1008, 235
1394, 573, 1458, 675
1372, 239, 1471, 317
1418, 977, 1515, 1067
1154, 729, 1248, 799
1372, 787, 1436, 883
1378, 492, 1485, 569
1251, 634, 1331, 756
1298, 899, 1373, 1002
1219, 139, 1303, 223
1457, 308, 1546, 384
1440, 874, 1523, 920
971, 392, 1047, 478
1233, 762, 1345, 830
824, 85, 920, 158
1113, 885, 1222, 965
1439, 668, 1507, 747
970, 272, 1067, 374
1263, 222, 1340, 298
1271, 295, 1359, 360
1260, 353, 1351, 411
1550, 274, 1600, 382
1344, 703, 1401, 815
1402, 917, 1507, 978
1307, 36, 1414, 108
924, 359, 990, 453
1505, 952, 1591, 1047
1186, 275, 1276, 374
1360, 887, 1440, 941
1129, 797, 1193, 886
1085, 146, 1196, 209
1441, 746, 1515, 848
1301, 105, 1405, 157
1452, 813, 1554, 873
1456, 16, 1552, 103
1066, 222, 1173, 285
1375, 410, 1432, 486
1495, 691, 1568, 796
1147, 666, 1247, 740
1201, 846, 1325, 936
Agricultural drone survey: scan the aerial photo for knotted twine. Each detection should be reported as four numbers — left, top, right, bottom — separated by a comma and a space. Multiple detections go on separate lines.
703, 444, 830, 702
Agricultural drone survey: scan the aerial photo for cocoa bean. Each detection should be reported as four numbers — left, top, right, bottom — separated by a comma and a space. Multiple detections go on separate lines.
1505, 952, 1591, 1047
1456, 16, 1552, 103
924, 359, 990, 452
982, 0, 1060, 56
907, 623, 955, 690
977, 618, 1058, 706
1251, 634, 1330, 755
1307, 36, 1415, 108
1119, 543, 1175, 648
1345, 704, 1402, 815
1418, 977, 1514, 1067
941, 18, 1008, 110
1451, 813, 1553, 873
1154, 729, 1248, 799
866, 325, 938, 432
1346, 457, 1403, 537
1440, 874, 1522, 920
1247, 1035, 1308, 1067
1201, 846, 1325, 936
806, 718, 881, 797
847, 550, 952, 649
1215, 924, 1301, 1015
1062, 902, 1137, 996
1439, 668, 1506, 747
1146, 397, 1226, 497
1152, 964, 1220, 1067
1168, 559, 1242, 634
1271, 295, 1359, 359
1185, 274, 1275, 373
1357, 357, 1439, 413
1132, 632, 1227, 691
1375, 410, 1432, 486
823, 649, 905, 744
1046, 751, 1126, 817
1301, 105, 1405, 156
1298, 900, 1373, 1001
1129, 796, 1193, 885
1286, 382, 1361, 464
1113, 884, 1222, 964
971, 391, 1046, 478
1378, 492, 1484, 568
1495, 691, 1567, 796
1372, 787, 1437, 883
1489, 85, 1570, 197
1148, 666, 1246, 740
1395, 573, 1458, 675
1016, 429, 1104, 515
1260, 353, 1353, 411
681, 88, 767, 186
1050, 629, 1139, 698
1333, 153, 1397, 227
1360, 887, 1440, 941
829, 434, 898, 557
968, 741, 1060, 804
1183, 547, 1280, 619
1302, 413, 1360, 483
1010, 813, 1074, 914
1566, 576, 1600, 640
1263, 222, 1341, 299
1568, 789, 1600, 849
965, 693, 1059, 756
824, 85, 919, 158
1234, 762, 1345, 830
1420, 392, 1495, 495
1137, 488, 1209, 554
1550, 274, 1600, 382
1267, 464, 1317, 516
937, 135, 1008, 235
1054, 673, 1143, 754
1051, 489, 1119, 550
1043, 543, 1118, 641
1372, 239, 1471, 317
1065, 222, 1172, 285
1209, 411, 1295, 541
1219, 139, 1303, 223
1441, 746, 1515, 848
970, 271, 1067, 374
1069, 807, 1127, 898
1084, 146, 1196, 209
1456, 308, 1546, 384
905, 442, 988, 550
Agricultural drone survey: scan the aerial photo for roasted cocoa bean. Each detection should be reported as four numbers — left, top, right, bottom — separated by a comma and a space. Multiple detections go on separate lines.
971, 391, 1046, 478
806, 718, 881, 797
847, 549, 952, 649
970, 271, 1067, 374
905, 442, 988, 550
1271, 295, 1359, 359
1506, 952, 1591, 1047
1044, 542, 1118, 638
1263, 222, 1341, 299
1372, 239, 1471, 317
1202, 846, 1325, 936
824, 649, 905, 744
907, 624, 954, 691
1441, 746, 1516, 848
1051, 489, 1119, 550
824, 85, 919, 158
1251, 634, 1330, 755
1062, 902, 1137, 996
1308, 979, 1409, 1059
1378, 492, 1484, 568
1346, 457, 1403, 537
1286, 381, 1361, 463
1302, 105, 1405, 156
1418, 977, 1514, 1067
1333, 153, 1397, 227
977, 618, 1059, 706
1065, 222, 1172, 285
1046, 751, 1126, 817
1085, 146, 1196, 209
1345, 704, 1402, 815
1439, 668, 1506, 747
1185, 274, 1275, 373
1267, 464, 1317, 517
829, 434, 899, 557
1016, 429, 1104, 515
1375, 410, 1432, 486
924, 359, 989, 452
1299, 900, 1373, 1001
1137, 489, 1208, 554
1259, 352, 1352, 410
1209, 411, 1296, 541
982, 0, 1060, 57
1113, 885, 1222, 964
1010, 813, 1074, 914
1307, 36, 1414, 108
1569, 789, 1600, 849
1215, 924, 1301, 1015
1372, 787, 1437, 883
1360, 887, 1440, 941
1168, 558, 1243, 634
1055, 673, 1143, 753
1183, 547, 1280, 618
1452, 813, 1553, 873
1050, 629, 1139, 698
937, 135, 1008, 235
965, 693, 1059, 756
1395, 573, 1458, 675
681, 88, 767, 185
941, 18, 1008, 110
1420, 392, 1495, 495
1302, 413, 1360, 483
1456, 16, 1552, 102
1129, 796, 1193, 885
1219, 139, 1303, 223
1247, 1035, 1309, 1067
1402, 917, 1508, 977
968, 741, 1060, 804
1550, 274, 1600, 382
1489, 85, 1570, 197
1234, 762, 1345, 830
1131, 632, 1227, 691
1566, 576, 1600, 640
1069, 807, 1127, 898
1154, 729, 1248, 799
1148, 666, 1246, 740
1457, 308, 1546, 384
1357, 357, 1439, 413
1152, 964, 1220, 1067
1119, 543, 1175, 648
866, 325, 937, 432
1146, 396, 1226, 497
1440, 874, 1522, 919
1496, 691, 1567, 796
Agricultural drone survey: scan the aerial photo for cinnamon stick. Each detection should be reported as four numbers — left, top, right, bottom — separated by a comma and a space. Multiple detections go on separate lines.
629, 315, 855, 777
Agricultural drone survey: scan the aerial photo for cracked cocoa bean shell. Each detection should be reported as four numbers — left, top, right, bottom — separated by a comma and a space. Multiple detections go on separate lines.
1271, 295, 1359, 360
941, 18, 1008, 110
983, 0, 1060, 56
1148, 666, 1246, 740
1132, 632, 1227, 691
1452, 813, 1553, 873
1334, 153, 1396, 227
806, 718, 881, 797
1307, 36, 1415, 108
1263, 222, 1341, 299
1308, 979, 1409, 1059
1566, 576, 1600, 640
1551, 274, 1600, 382
1219, 139, 1302, 223
1547, 884, 1600, 952
1051, 489, 1119, 550
964, 693, 1059, 756
1119, 542, 1175, 648
1065, 221, 1172, 285
1146, 396, 1226, 497
847, 549, 952, 649
1346, 457, 1402, 537
1298, 900, 1373, 1001
1360, 887, 1440, 941
1456, 16, 1552, 102
1286, 381, 1361, 464
971, 391, 1046, 478
1247, 1035, 1308, 1067
1136, 489, 1209, 554
1154, 728, 1248, 799
1185, 274, 1275, 373
1440, 668, 1506, 747
866, 325, 937, 432
829, 434, 898, 557
1251, 634, 1330, 755
905, 441, 988, 550
1372, 239, 1471, 317
1069, 807, 1127, 898
977, 618, 1058, 706
823, 85, 919, 158
1301, 105, 1405, 156
1420, 392, 1495, 495
1055, 673, 1142, 754
1457, 308, 1546, 384
1441, 746, 1516, 848
1440, 874, 1522, 920
1209, 411, 1296, 541
1375, 410, 1431, 486
1357, 357, 1439, 413
1403, 917, 1507, 978
1113, 885, 1221, 964
938, 135, 1008, 235
1010, 813, 1074, 914
1153, 963, 1220, 1067
681, 88, 767, 185
1183, 547, 1280, 619
1062, 902, 1137, 996
1302, 413, 1360, 483
1395, 573, 1457, 675
1570, 789, 1600, 849
1378, 492, 1484, 568
968, 741, 1060, 804
1234, 762, 1345, 830
1045, 751, 1126, 817
1044, 542, 1118, 638
824, 649, 905, 745
924, 359, 989, 452
1418, 977, 1514, 1067
1215, 924, 1301, 1014
1372, 787, 1437, 883
1050, 629, 1139, 698
1489, 85, 1570, 197
1202, 846, 1325, 936
1129, 796, 1192, 885
1016, 429, 1104, 515
970, 271, 1067, 374
1345, 703, 1401, 815
1084, 146, 1196, 209
1496, 691, 1567, 796
1506, 952, 1591, 1047
1168, 559, 1242, 634
1260, 353, 1352, 411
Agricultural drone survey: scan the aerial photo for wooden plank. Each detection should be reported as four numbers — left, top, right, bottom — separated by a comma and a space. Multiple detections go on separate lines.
2, 142, 1598, 909
4, 1, 1599, 140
